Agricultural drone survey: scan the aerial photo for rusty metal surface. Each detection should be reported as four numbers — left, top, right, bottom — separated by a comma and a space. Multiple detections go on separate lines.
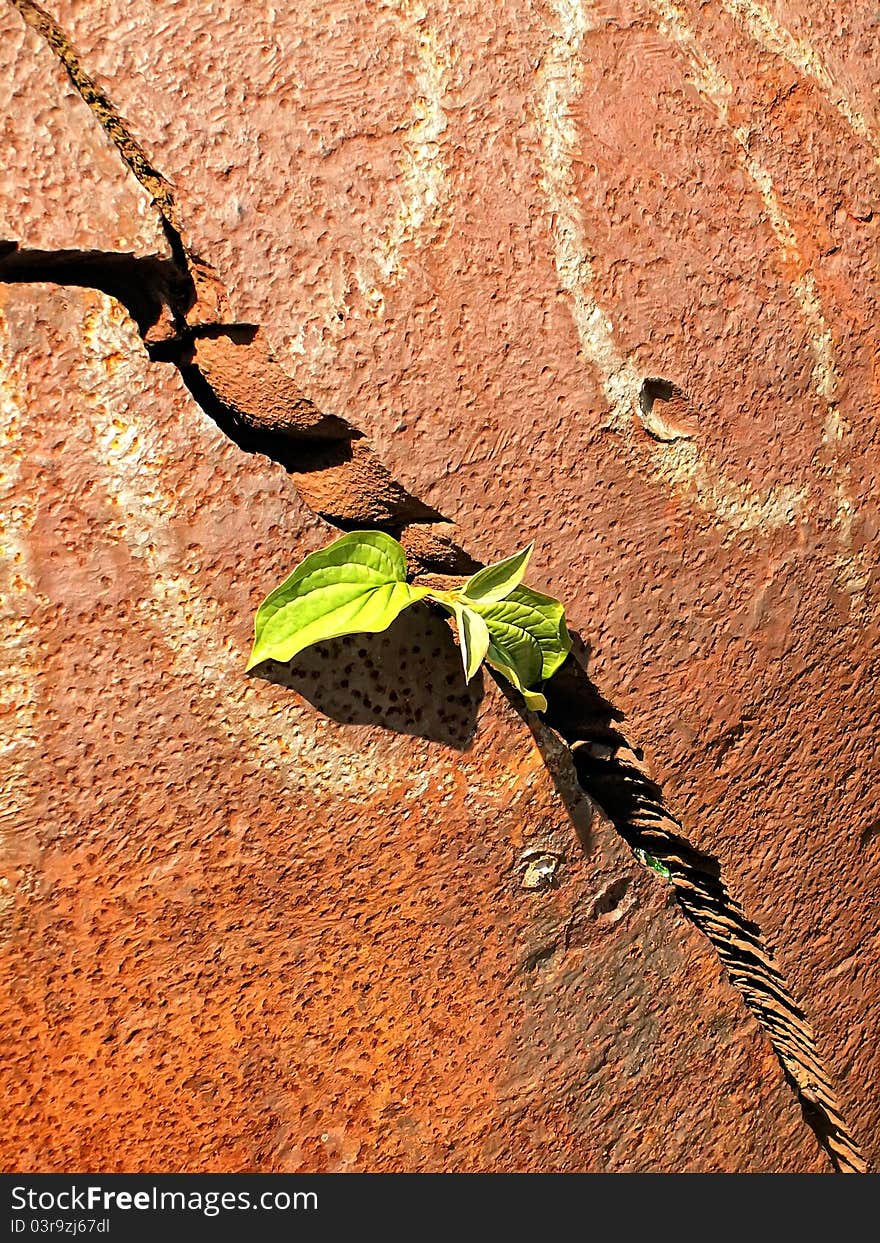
2, 0, 879, 1170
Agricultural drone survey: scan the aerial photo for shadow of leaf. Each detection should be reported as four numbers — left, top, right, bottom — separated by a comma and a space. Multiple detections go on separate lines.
249, 605, 482, 750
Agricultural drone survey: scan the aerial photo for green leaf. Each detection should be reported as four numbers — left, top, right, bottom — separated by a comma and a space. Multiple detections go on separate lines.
452, 604, 491, 682
470, 586, 571, 681
461, 543, 533, 604
484, 625, 542, 690
246, 530, 428, 670
635, 848, 673, 881
484, 618, 544, 710
460, 577, 571, 711
521, 687, 549, 712
486, 645, 548, 712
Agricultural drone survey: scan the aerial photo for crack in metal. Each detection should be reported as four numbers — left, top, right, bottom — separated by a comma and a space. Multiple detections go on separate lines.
3, 0, 868, 1173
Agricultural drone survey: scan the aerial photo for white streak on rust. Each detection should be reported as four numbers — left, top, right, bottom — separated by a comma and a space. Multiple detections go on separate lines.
536, 0, 642, 432
720, 0, 880, 162
288, 1, 452, 345
650, 0, 861, 588
651, 0, 843, 433
651, 440, 807, 534
371, 0, 452, 293
537, 0, 806, 531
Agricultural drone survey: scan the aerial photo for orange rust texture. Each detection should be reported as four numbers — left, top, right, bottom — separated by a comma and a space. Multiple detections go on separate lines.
1, 0, 879, 1170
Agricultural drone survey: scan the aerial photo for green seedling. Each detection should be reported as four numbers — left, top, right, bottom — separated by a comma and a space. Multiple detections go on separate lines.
246, 531, 571, 712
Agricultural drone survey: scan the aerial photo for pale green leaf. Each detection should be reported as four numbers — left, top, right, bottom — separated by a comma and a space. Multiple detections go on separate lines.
470, 585, 571, 681
484, 627, 542, 691
635, 848, 672, 881
246, 530, 428, 670
453, 604, 491, 682
461, 543, 533, 605
485, 643, 548, 713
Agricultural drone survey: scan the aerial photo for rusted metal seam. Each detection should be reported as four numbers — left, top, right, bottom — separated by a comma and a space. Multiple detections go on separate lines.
3, 0, 867, 1173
